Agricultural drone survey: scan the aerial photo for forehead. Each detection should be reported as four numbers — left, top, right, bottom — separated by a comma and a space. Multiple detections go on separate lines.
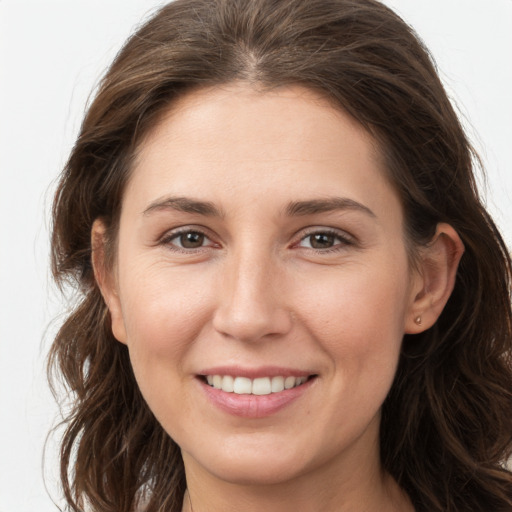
126, 83, 400, 223
137, 83, 375, 164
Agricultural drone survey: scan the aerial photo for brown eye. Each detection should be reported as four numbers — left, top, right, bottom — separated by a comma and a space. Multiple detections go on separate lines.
178, 231, 205, 248
297, 230, 352, 251
308, 233, 336, 249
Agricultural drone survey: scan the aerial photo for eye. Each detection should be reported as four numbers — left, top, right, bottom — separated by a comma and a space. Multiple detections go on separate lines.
176, 231, 206, 249
161, 229, 216, 251
297, 229, 353, 251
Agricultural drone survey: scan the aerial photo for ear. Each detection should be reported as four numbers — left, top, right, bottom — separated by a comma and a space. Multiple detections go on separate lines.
91, 219, 127, 344
405, 223, 464, 334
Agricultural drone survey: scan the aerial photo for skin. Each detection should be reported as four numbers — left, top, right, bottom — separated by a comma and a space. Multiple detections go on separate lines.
94, 83, 463, 512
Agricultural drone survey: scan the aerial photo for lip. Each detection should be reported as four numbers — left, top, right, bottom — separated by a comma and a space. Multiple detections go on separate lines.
198, 365, 312, 379
197, 366, 317, 418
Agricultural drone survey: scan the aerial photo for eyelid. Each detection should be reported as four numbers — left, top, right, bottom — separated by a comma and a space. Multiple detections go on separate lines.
159, 225, 220, 252
293, 226, 356, 250
157, 224, 356, 253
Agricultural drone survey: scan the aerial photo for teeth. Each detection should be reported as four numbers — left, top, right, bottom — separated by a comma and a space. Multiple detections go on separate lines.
205, 375, 309, 395
271, 376, 284, 393
284, 376, 296, 389
222, 375, 234, 392
233, 377, 252, 394
252, 377, 271, 395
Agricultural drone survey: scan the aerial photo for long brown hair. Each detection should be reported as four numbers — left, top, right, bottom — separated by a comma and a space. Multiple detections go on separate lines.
49, 0, 512, 510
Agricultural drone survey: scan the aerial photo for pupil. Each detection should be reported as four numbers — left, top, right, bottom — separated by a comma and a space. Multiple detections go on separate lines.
181, 232, 204, 248
310, 233, 334, 249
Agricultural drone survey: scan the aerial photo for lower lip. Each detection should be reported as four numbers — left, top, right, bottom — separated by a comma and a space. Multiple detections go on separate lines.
200, 378, 315, 418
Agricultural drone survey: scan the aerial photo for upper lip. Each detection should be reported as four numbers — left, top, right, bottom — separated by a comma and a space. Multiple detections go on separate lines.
198, 365, 315, 379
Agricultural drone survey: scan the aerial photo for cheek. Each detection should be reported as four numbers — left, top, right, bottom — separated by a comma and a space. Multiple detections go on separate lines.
296, 258, 410, 375
116, 265, 218, 433
118, 263, 214, 368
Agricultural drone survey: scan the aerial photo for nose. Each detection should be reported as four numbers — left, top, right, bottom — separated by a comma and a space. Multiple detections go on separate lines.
212, 249, 293, 343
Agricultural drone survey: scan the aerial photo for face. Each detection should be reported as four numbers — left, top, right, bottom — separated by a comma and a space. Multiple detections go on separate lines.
101, 84, 423, 487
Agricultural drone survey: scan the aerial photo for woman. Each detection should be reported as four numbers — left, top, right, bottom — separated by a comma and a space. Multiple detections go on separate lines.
49, 0, 512, 511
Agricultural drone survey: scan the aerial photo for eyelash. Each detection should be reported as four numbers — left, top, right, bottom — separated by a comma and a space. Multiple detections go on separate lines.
159, 227, 217, 253
295, 228, 354, 253
159, 227, 355, 254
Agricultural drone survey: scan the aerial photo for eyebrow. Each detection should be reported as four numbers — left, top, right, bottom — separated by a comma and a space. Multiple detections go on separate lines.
285, 197, 376, 218
142, 195, 375, 219
143, 196, 224, 217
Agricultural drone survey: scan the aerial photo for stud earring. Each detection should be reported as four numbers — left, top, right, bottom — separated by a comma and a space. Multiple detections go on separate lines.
414, 316, 422, 325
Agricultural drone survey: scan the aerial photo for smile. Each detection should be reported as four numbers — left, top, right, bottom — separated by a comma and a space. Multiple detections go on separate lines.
205, 375, 309, 395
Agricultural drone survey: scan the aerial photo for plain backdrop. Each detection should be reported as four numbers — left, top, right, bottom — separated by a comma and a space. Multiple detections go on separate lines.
0, 1, 511, 510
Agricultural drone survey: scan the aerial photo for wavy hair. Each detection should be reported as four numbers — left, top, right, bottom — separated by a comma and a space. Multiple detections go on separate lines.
49, 0, 512, 510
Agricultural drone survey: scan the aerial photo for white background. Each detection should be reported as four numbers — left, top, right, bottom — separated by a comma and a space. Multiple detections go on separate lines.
0, 1, 511, 510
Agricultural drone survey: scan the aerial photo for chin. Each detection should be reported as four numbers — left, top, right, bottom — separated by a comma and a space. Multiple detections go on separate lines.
203, 458, 308, 487
182, 433, 316, 486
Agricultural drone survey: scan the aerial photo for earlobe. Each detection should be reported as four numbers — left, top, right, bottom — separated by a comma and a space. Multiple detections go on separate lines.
405, 223, 465, 334
91, 219, 127, 344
